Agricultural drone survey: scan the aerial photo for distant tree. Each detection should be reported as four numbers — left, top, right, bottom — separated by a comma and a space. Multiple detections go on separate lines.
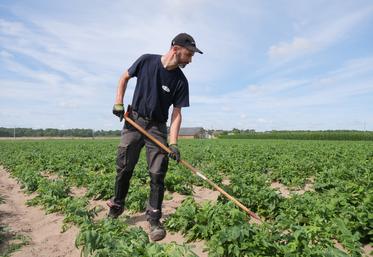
231, 128, 241, 134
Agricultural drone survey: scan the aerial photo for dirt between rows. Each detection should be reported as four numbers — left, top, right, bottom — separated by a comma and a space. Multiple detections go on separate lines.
0, 167, 216, 257
0, 167, 80, 257
1, 167, 371, 257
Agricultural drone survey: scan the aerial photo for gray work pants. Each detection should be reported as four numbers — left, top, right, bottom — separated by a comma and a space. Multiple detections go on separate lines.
113, 111, 169, 222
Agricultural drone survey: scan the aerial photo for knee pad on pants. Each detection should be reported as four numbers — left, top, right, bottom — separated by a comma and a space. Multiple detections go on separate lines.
149, 172, 166, 185
116, 147, 134, 177
116, 146, 127, 171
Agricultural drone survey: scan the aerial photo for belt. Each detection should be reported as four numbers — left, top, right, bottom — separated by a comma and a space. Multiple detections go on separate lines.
131, 110, 152, 122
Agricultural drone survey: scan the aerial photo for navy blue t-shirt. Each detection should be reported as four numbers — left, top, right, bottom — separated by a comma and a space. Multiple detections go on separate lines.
128, 54, 189, 123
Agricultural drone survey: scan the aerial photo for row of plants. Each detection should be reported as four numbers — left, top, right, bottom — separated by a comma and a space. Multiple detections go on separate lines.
169, 139, 372, 256
0, 194, 30, 257
0, 140, 198, 256
0, 139, 372, 256
166, 197, 353, 257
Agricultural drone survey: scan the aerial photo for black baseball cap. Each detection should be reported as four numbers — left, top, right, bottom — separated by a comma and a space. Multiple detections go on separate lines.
171, 33, 203, 54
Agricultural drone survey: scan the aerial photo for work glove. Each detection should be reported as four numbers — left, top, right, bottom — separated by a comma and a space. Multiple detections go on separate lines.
168, 144, 180, 162
113, 104, 125, 122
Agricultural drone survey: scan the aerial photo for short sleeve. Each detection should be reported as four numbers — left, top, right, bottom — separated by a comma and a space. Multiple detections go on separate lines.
173, 79, 190, 108
128, 54, 148, 77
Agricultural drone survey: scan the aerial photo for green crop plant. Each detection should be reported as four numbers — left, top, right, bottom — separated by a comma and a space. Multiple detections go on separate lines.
0, 138, 371, 256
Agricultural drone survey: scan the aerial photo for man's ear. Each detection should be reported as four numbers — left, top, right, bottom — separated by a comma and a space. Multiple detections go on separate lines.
172, 45, 180, 52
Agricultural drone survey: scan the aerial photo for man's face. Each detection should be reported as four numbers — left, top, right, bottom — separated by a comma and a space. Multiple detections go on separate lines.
175, 47, 194, 68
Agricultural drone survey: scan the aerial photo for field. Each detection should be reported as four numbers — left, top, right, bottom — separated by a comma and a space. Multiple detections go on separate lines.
0, 139, 372, 256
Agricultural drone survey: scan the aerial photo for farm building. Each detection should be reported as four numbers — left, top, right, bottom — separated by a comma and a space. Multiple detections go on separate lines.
177, 127, 206, 139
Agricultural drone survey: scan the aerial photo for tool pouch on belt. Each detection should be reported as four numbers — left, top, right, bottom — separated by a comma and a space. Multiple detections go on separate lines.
123, 105, 135, 129
126, 105, 133, 117
124, 105, 148, 129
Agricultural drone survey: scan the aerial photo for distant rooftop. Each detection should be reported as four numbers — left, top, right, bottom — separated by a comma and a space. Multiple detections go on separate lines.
178, 127, 204, 136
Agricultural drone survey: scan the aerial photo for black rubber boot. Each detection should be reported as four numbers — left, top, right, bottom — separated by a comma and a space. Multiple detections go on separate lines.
149, 220, 166, 241
106, 199, 124, 218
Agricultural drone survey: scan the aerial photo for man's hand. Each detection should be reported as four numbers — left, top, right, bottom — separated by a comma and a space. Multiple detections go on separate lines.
168, 144, 180, 162
113, 104, 125, 121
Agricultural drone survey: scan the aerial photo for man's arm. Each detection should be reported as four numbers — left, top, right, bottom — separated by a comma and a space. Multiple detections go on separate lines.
169, 107, 182, 145
115, 70, 131, 104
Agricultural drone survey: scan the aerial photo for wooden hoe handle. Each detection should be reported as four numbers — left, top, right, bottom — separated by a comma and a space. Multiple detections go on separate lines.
124, 111, 262, 222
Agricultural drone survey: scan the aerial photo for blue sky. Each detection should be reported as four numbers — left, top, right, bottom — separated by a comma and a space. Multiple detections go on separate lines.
1, 0, 372, 131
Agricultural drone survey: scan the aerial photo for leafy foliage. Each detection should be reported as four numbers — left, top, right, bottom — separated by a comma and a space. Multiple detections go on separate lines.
0, 138, 372, 256
75, 219, 197, 257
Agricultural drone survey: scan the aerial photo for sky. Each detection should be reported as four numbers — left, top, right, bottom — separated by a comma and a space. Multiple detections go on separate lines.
1, 0, 373, 131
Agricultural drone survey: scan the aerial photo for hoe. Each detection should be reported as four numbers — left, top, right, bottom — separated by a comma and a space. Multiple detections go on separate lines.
123, 109, 261, 223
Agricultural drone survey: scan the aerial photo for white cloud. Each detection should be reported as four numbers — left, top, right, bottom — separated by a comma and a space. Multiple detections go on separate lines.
0, 50, 13, 58
1, 53, 64, 86
186, 55, 373, 130
268, 37, 314, 60
1, 1, 372, 130
257, 118, 269, 123
244, 79, 308, 96
268, 6, 373, 61
0, 19, 27, 35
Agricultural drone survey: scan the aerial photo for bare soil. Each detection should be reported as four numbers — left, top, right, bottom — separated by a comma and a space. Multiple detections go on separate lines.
270, 177, 315, 198
2, 167, 370, 257
0, 167, 80, 257
0, 167, 215, 257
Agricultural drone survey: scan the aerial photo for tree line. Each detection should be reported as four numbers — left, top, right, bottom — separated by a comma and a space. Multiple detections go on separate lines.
0, 127, 121, 137
1, 127, 372, 140
219, 129, 373, 141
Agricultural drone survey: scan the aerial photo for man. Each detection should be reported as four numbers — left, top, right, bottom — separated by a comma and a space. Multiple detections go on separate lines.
108, 33, 203, 241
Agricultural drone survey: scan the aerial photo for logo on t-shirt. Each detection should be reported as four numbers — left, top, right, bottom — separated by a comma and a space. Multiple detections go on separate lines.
162, 85, 170, 93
